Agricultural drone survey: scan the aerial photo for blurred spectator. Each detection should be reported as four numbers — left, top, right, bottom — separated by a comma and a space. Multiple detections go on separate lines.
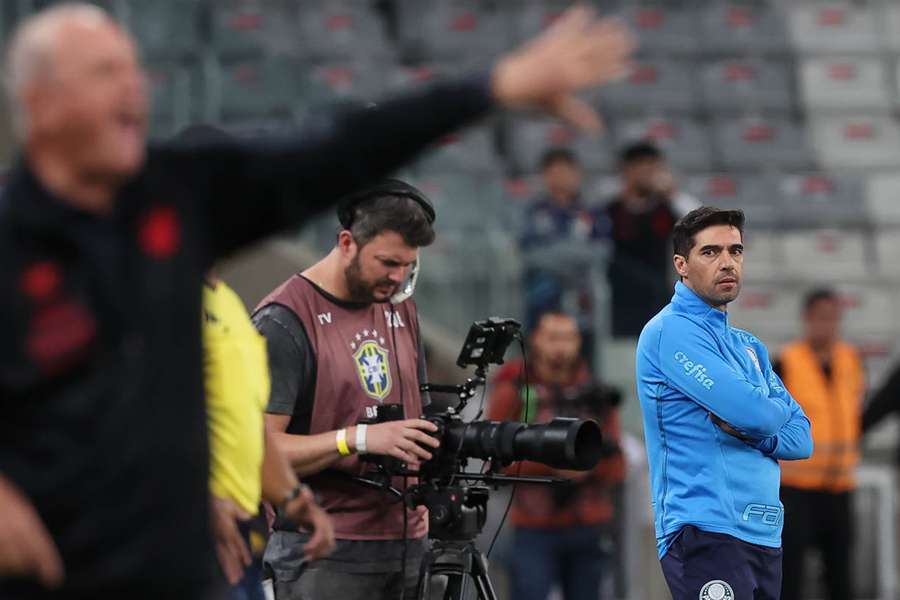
605, 142, 690, 338
488, 311, 625, 600
520, 148, 610, 357
774, 289, 865, 600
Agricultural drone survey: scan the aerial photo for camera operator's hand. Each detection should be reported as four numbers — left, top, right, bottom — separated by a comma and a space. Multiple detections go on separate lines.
284, 485, 336, 562
0, 475, 64, 589
492, 5, 634, 131
361, 419, 440, 464
210, 495, 251, 586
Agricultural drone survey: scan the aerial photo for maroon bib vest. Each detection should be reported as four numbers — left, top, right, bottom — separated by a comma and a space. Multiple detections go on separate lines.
257, 275, 427, 540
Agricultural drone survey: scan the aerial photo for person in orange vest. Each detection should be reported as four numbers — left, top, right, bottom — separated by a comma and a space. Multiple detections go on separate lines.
775, 288, 865, 600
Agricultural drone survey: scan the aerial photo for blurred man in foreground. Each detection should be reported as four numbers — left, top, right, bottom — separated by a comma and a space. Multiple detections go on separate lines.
0, 3, 633, 598
488, 311, 624, 600
776, 289, 864, 600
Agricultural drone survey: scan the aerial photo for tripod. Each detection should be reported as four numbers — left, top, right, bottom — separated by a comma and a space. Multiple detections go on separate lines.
416, 539, 497, 600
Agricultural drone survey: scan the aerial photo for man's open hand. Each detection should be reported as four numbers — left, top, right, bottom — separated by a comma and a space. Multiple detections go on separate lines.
0, 475, 63, 589
491, 4, 634, 131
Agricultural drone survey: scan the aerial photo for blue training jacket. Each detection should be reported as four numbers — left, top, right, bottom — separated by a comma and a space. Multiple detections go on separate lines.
636, 282, 813, 558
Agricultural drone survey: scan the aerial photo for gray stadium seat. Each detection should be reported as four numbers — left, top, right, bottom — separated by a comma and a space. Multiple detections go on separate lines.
883, 4, 900, 53
210, 0, 298, 57
776, 173, 867, 227
713, 116, 812, 170
385, 63, 470, 94
124, 0, 197, 59
396, 0, 510, 63
509, 119, 615, 173
875, 229, 900, 279
700, 2, 789, 55
616, 116, 712, 171
307, 62, 380, 104
782, 229, 868, 281
810, 115, 900, 169
788, 2, 880, 54
799, 56, 891, 112
729, 285, 797, 339
211, 56, 305, 120
683, 173, 780, 228
599, 59, 697, 115
511, 0, 572, 43
415, 127, 500, 175
865, 174, 900, 225
700, 59, 793, 113
146, 62, 193, 138
837, 285, 895, 335
615, 4, 700, 56
296, 2, 392, 60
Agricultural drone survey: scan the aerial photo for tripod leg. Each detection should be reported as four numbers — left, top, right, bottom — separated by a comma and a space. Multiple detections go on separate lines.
417, 550, 434, 600
469, 548, 498, 600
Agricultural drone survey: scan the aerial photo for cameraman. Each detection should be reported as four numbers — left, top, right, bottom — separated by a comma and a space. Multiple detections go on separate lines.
487, 311, 625, 600
253, 181, 439, 600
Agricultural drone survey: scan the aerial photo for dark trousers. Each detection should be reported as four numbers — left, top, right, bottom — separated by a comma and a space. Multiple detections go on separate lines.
660, 525, 782, 600
508, 525, 608, 600
781, 487, 854, 600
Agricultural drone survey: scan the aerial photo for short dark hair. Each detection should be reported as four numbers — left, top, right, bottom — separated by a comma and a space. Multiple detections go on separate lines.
539, 147, 579, 171
803, 288, 839, 314
346, 194, 436, 248
672, 206, 745, 257
619, 141, 663, 165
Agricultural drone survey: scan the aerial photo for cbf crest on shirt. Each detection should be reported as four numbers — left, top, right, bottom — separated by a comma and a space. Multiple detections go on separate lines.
350, 328, 392, 401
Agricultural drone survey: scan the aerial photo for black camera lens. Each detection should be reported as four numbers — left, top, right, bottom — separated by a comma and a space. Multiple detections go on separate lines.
444, 417, 603, 470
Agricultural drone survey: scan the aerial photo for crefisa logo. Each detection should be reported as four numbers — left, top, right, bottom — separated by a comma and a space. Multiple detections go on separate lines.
674, 351, 715, 389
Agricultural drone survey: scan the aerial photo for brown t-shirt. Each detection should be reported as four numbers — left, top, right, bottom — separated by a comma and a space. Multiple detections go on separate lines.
255, 275, 428, 541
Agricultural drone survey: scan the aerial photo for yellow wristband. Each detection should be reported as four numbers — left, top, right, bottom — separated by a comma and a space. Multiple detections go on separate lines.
336, 428, 351, 457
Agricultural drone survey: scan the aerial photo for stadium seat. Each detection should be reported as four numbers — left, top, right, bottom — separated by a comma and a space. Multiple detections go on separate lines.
511, 0, 572, 44
307, 62, 380, 104
396, 0, 510, 63
883, 4, 900, 53
788, 2, 880, 54
615, 116, 712, 171
776, 173, 867, 227
782, 230, 868, 281
146, 62, 194, 138
700, 2, 789, 55
810, 115, 900, 169
865, 174, 900, 225
799, 56, 891, 112
683, 173, 780, 228
125, 0, 197, 59
614, 4, 700, 56
509, 119, 615, 174
837, 285, 895, 335
599, 59, 697, 115
210, 0, 298, 57
740, 230, 780, 281
296, 2, 392, 60
729, 285, 798, 339
700, 59, 793, 114
211, 56, 305, 120
712, 116, 812, 170
875, 229, 900, 279
415, 127, 500, 175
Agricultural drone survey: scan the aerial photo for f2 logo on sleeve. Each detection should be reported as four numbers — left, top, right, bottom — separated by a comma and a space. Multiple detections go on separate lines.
742, 503, 783, 526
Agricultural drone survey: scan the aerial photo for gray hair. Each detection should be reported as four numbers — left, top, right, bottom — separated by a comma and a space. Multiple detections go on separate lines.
4, 3, 112, 140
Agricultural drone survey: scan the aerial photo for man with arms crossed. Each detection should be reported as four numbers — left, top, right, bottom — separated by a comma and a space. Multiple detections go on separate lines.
254, 181, 438, 600
636, 207, 813, 600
